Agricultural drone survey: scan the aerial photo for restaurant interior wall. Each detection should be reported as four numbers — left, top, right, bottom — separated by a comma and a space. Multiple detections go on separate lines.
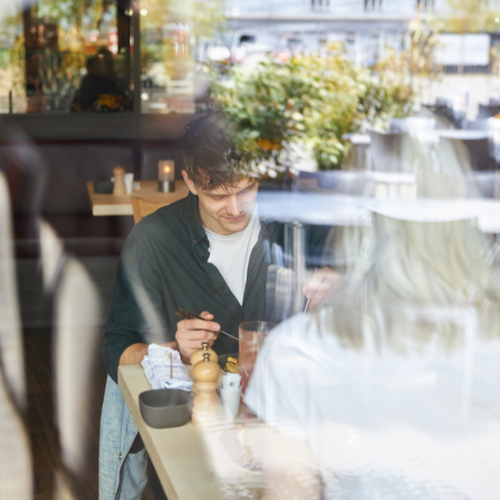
0, 0, 197, 261
0, 0, 199, 343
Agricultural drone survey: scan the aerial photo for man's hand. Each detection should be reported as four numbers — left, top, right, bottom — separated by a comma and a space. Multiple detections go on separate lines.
302, 267, 342, 312
175, 311, 220, 364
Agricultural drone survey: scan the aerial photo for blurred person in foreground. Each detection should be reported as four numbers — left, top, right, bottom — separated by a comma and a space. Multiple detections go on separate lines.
245, 199, 500, 499
98, 112, 336, 500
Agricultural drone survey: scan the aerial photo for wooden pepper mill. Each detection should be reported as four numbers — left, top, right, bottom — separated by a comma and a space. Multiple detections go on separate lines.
113, 166, 127, 196
190, 342, 218, 366
192, 353, 221, 426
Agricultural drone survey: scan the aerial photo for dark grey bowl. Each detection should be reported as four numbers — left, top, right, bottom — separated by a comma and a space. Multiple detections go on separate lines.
139, 389, 193, 429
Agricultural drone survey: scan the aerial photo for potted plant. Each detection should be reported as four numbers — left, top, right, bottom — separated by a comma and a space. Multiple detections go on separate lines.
210, 42, 415, 174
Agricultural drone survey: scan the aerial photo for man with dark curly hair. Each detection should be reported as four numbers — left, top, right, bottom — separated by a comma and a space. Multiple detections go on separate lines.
98, 112, 333, 500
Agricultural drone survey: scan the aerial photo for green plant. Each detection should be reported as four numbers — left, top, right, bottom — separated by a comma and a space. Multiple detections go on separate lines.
442, 0, 500, 33
211, 61, 299, 171
211, 43, 415, 171
291, 49, 369, 169
367, 47, 417, 130
9, 35, 25, 96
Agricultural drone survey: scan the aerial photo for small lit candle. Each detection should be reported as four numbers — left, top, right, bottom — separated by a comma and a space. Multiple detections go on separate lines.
158, 160, 175, 181
158, 160, 175, 192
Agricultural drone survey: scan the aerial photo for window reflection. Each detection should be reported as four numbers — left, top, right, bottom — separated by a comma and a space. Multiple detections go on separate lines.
140, 7, 195, 114
1, 0, 132, 113
0, 0, 221, 115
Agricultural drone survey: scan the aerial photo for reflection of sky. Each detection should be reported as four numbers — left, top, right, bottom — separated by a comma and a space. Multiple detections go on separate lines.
245, 308, 500, 499
257, 191, 369, 225
257, 191, 500, 233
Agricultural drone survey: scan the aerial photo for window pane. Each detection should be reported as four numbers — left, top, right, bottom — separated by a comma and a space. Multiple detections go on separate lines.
139, 0, 224, 114
0, 0, 133, 113
140, 6, 195, 115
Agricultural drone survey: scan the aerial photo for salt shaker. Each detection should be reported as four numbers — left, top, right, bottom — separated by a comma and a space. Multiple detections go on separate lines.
220, 372, 241, 419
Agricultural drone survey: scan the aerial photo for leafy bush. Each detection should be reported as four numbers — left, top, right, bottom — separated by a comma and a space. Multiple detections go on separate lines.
211, 43, 415, 171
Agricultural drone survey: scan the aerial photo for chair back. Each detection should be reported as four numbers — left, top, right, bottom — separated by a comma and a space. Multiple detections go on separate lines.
465, 172, 500, 198
388, 117, 435, 134
294, 170, 367, 196
435, 97, 452, 107
368, 131, 416, 173
422, 104, 459, 129
131, 196, 165, 224
463, 119, 491, 131
434, 137, 473, 176
478, 104, 500, 119
436, 135, 496, 173
457, 137, 496, 171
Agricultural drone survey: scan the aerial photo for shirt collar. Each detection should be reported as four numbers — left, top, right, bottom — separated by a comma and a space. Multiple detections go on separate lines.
186, 192, 208, 246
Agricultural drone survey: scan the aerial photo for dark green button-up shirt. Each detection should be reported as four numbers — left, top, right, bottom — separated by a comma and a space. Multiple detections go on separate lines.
102, 192, 329, 382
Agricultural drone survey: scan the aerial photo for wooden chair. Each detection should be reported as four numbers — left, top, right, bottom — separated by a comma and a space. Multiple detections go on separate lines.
131, 196, 165, 224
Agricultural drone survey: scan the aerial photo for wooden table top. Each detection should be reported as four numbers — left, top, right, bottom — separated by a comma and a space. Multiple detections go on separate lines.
86, 180, 189, 216
118, 365, 223, 500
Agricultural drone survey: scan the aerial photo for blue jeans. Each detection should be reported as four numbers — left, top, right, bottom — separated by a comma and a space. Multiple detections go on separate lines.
99, 376, 149, 500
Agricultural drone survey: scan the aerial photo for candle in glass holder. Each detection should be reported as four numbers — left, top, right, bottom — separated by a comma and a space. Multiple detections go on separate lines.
158, 160, 175, 192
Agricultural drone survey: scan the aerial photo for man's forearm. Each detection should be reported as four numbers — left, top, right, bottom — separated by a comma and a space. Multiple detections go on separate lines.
119, 343, 148, 366
119, 341, 179, 366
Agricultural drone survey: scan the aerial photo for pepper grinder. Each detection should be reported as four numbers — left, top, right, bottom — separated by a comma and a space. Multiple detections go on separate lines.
113, 166, 127, 196
192, 353, 221, 426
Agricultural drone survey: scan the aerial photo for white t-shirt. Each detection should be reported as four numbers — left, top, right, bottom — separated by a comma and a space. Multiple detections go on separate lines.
204, 209, 261, 305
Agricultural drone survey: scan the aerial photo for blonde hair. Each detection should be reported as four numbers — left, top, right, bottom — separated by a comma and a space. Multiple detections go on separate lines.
323, 129, 500, 351
328, 213, 500, 353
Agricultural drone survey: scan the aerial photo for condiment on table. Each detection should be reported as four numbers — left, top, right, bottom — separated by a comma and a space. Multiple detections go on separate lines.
118, 364, 222, 500
118, 353, 262, 500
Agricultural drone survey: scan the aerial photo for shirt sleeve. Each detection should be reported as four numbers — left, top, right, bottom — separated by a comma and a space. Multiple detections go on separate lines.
101, 225, 170, 383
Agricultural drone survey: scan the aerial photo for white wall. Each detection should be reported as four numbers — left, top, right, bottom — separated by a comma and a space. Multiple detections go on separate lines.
228, 0, 421, 16
228, 0, 499, 17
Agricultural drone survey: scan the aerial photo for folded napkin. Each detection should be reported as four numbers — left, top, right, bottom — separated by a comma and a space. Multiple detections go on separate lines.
141, 344, 193, 392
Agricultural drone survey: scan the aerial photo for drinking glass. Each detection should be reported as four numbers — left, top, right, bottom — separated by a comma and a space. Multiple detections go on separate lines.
124, 173, 134, 194
239, 321, 276, 394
